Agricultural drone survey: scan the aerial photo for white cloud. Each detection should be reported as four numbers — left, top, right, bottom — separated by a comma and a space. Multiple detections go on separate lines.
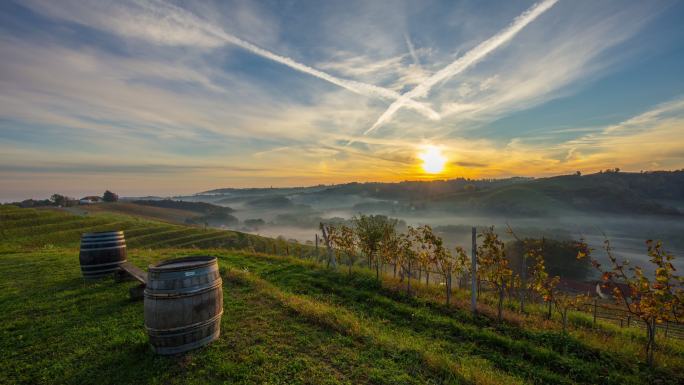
22, 0, 440, 120
362, 0, 559, 136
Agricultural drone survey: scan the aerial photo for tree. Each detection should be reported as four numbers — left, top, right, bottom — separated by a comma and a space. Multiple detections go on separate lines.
523, 237, 553, 319
477, 227, 514, 322
578, 238, 684, 365
334, 224, 358, 275
510, 228, 586, 333
414, 225, 468, 306
50, 194, 69, 207
412, 225, 437, 287
398, 229, 419, 296
102, 190, 118, 202
531, 258, 586, 334
319, 223, 338, 269
353, 215, 396, 280
378, 222, 400, 278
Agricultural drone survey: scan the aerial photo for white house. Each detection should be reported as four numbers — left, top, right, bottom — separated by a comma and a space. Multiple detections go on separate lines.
79, 196, 102, 205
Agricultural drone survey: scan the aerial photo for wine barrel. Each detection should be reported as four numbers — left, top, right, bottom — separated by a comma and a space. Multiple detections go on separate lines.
144, 256, 223, 355
79, 231, 127, 279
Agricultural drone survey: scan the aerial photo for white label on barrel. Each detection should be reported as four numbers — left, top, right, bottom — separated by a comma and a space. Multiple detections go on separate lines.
184, 271, 196, 277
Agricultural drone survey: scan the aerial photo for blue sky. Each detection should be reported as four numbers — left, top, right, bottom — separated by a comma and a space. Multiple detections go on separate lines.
0, 0, 683, 200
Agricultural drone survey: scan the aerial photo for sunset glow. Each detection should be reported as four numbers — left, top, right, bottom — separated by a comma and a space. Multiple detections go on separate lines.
419, 146, 447, 174
0, 0, 682, 200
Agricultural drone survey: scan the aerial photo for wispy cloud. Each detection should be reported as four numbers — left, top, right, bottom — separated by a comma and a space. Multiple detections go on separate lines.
404, 33, 421, 67
23, 0, 439, 121
560, 96, 684, 154
361, 0, 559, 137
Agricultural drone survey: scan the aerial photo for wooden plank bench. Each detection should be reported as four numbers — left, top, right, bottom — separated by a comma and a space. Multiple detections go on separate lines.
115, 261, 148, 301
120, 261, 147, 284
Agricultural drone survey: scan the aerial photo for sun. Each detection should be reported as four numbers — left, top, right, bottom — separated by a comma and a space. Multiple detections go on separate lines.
418, 145, 447, 174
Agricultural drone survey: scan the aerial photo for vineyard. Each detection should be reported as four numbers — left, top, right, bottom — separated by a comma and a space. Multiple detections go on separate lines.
1, 205, 683, 385
0, 206, 312, 255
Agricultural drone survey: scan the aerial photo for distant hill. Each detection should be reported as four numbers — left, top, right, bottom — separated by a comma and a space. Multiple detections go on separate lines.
427, 171, 684, 216
133, 200, 238, 226
245, 196, 294, 208
201, 186, 327, 196
65, 200, 239, 227
64, 201, 204, 225
311, 171, 683, 217
133, 199, 234, 214
310, 177, 533, 201
195, 170, 684, 218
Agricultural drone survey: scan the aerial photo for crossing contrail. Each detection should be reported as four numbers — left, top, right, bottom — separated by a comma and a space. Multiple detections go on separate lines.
141, 0, 440, 121
404, 33, 421, 66
361, 0, 559, 137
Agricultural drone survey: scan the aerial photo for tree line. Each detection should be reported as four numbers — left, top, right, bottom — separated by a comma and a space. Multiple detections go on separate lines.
5, 190, 119, 208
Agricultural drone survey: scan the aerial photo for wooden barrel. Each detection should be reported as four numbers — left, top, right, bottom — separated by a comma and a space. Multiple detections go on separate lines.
79, 231, 127, 279
144, 256, 223, 355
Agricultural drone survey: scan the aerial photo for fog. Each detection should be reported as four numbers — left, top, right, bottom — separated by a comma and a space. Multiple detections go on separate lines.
188, 190, 684, 278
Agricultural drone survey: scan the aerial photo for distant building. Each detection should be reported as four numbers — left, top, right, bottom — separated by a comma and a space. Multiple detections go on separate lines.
557, 278, 595, 296
79, 196, 102, 205
556, 278, 632, 299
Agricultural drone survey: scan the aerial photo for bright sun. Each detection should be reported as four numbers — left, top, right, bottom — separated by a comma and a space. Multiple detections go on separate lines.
418, 145, 447, 174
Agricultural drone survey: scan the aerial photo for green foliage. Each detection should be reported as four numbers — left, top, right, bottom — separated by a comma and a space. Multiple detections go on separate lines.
352, 214, 397, 279
50, 194, 74, 207
331, 224, 357, 274
103, 190, 119, 202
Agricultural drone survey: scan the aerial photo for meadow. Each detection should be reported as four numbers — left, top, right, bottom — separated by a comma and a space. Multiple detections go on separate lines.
1, 205, 683, 385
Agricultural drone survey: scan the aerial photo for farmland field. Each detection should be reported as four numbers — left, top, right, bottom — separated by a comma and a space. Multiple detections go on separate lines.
1, 205, 683, 385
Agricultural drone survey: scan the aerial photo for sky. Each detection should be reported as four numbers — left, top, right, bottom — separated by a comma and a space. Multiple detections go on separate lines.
1, 0, 683, 200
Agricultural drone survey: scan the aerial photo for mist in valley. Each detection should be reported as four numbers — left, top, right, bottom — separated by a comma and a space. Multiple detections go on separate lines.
176, 174, 684, 279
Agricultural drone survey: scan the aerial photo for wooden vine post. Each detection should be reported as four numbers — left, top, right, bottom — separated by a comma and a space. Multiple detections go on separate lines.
471, 226, 477, 315
315, 233, 319, 259
319, 223, 336, 269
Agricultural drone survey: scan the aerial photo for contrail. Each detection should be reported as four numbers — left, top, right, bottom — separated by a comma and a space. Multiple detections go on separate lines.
404, 33, 421, 66
141, 0, 440, 121
362, 0, 559, 136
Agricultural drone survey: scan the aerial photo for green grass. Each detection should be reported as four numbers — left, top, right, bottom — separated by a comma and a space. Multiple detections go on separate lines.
0, 206, 313, 255
1, 205, 682, 384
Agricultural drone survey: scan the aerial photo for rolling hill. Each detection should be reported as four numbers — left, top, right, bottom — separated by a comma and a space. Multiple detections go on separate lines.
192, 170, 684, 218
1, 205, 683, 384
0, 205, 308, 254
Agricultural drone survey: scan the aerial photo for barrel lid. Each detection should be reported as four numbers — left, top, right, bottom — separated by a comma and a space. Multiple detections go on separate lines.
82, 230, 124, 237
149, 256, 217, 272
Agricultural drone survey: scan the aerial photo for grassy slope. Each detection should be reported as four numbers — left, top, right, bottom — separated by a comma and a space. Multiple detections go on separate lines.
58, 202, 203, 225
1, 206, 310, 255
1, 205, 682, 385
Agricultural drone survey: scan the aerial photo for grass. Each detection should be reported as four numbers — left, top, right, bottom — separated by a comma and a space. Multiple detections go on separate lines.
1, 205, 683, 384
0, 206, 311, 255
60, 202, 204, 225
